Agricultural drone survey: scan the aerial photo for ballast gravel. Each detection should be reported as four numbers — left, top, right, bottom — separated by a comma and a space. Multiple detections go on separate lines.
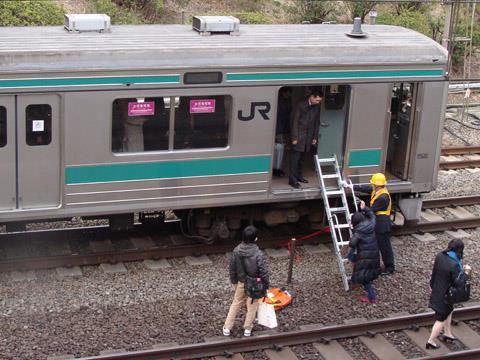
0, 223, 479, 359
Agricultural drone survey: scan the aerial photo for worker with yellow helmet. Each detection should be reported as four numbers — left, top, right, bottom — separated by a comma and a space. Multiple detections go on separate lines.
344, 173, 394, 275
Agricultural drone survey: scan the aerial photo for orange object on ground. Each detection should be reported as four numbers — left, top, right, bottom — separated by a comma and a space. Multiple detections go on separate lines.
261, 287, 292, 311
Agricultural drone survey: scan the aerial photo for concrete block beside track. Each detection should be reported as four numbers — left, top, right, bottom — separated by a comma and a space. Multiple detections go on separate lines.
100, 263, 127, 274
144, 259, 171, 270
304, 243, 331, 254
56, 266, 82, 277
265, 248, 290, 258
185, 255, 212, 266
446, 229, 471, 239
421, 209, 444, 222
10, 270, 36, 281
412, 233, 437, 242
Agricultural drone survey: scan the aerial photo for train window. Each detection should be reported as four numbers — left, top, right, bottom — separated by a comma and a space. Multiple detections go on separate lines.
111, 97, 170, 153
0, 106, 6, 147
184, 72, 223, 84
26, 104, 51, 146
174, 95, 231, 150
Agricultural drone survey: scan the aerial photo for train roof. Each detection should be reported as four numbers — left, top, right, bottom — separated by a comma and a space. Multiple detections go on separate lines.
0, 24, 447, 73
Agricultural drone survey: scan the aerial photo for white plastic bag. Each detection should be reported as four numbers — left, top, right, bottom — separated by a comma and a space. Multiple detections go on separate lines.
257, 302, 278, 328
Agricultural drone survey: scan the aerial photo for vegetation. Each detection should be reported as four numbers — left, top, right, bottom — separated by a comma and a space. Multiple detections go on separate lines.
286, 0, 338, 24
91, 0, 143, 24
344, 1, 376, 22
377, 8, 432, 38
0, 0, 64, 26
233, 12, 271, 24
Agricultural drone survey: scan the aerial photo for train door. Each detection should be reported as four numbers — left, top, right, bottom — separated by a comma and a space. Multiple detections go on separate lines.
387, 83, 417, 180
17, 95, 60, 208
0, 96, 16, 210
317, 85, 350, 162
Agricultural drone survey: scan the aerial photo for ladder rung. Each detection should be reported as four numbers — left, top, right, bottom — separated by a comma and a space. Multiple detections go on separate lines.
334, 224, 350, 229
325, 190, 343, 196
329, 207, 347, 213
317, 157, 336, 164
322, 174, 339, 179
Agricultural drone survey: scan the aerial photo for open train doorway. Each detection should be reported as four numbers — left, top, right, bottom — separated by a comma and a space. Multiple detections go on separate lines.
271, 85, 350, 192
386, 83, 417, 180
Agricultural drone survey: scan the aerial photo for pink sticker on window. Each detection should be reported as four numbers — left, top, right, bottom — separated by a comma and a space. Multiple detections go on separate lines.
128, 101, 155, 116
190, 99, 216, 114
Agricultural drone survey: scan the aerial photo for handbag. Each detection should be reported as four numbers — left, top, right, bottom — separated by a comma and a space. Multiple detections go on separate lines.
445, 271, 471, 304
244, 274, 267, 300
241, 257, 267, 300
257, 302, 278, 328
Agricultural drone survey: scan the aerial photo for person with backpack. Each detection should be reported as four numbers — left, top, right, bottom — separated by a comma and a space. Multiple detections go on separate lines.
223, 225, 270, 337
426, 239, 472, 349
348, 200, 381, 304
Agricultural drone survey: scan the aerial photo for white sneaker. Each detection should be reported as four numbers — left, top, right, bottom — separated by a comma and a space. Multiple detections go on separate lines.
222, 328, 230, 336
243, 329, 252, 337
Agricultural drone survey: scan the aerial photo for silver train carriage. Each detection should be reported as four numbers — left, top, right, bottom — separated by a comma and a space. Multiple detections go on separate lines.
0, 17, 448, 237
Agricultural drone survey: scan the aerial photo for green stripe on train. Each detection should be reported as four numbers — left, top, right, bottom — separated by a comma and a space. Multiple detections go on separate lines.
65, 156, 271, 185
227, 69, 444, 81
0, 75, 180, 88
348, 149, 382, 167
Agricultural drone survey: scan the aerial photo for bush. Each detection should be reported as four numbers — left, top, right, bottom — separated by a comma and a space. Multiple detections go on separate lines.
233, 11, 271, 24
0, 0, 64, 26
377, 8, 431, 37
92, 0, 144, 24
286, 0, 337, 24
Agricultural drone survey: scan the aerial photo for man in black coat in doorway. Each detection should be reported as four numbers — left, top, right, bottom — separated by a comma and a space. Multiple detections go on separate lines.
289, 89, 322, 189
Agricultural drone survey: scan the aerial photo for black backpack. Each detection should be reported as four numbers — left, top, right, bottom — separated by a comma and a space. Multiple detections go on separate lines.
241, 257, 266, 300
445, 271, 471, 304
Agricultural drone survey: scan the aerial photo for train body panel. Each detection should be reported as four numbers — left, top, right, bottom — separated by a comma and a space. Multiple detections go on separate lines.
0, 22, 449, 226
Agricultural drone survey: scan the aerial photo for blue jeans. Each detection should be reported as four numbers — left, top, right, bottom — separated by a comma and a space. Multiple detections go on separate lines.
363, 282, 376, 301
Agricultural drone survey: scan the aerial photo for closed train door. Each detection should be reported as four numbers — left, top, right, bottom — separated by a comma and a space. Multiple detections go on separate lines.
17, 94, 61, 209
0, 96, 16, 210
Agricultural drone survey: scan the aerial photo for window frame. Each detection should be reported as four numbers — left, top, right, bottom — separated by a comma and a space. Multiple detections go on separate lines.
111, 93, 232, 155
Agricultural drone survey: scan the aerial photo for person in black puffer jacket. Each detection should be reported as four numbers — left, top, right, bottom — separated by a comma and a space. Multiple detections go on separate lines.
349, 201, 380, 304
426, 239, 471, 349
223, 225, 270, 337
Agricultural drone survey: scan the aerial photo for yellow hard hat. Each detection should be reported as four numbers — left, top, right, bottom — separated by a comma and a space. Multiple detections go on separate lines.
370, 173, 387, 186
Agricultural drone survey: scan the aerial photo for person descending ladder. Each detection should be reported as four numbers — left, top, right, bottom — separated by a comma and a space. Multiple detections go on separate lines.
314, 154, 357, 291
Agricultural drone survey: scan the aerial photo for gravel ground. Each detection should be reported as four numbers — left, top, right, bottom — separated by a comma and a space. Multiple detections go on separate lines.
1, 222, 479, 359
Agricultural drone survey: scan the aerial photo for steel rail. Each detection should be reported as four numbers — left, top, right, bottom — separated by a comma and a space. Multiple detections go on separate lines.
393, 217, 480, 235
77, 305, 480, 359
415, 348, 480, 360
422, 195, 480, 208
442, 146, 480, 156
0, 230, 325, 272
439, 159, 480, 170
0, 194, 479, 272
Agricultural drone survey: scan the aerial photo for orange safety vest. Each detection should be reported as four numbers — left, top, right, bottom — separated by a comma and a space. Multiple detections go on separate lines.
370, 187, 391, 216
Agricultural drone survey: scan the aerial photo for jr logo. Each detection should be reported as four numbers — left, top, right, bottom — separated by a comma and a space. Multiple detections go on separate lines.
238, 102, 271, 121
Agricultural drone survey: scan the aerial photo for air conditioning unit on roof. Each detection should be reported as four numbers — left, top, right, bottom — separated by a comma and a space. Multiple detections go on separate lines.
64, 14, 111, 33
192, 16, 240, 35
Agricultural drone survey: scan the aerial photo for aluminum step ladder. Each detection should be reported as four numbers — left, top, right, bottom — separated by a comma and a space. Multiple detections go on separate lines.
314, 154, 357, 291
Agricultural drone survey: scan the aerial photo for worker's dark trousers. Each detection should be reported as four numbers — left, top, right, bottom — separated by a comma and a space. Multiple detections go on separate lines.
377, 232, 394, 272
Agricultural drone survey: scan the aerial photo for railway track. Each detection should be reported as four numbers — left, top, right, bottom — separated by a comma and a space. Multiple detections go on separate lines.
0, 195, 479, 273
440, 146, 480, 170
77, 305, 480, 359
